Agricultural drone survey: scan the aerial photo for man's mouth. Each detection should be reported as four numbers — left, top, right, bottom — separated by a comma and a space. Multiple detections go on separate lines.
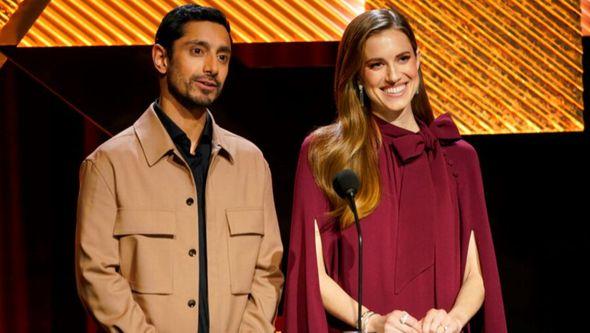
192, 77, 219, 93
195, 78, 218, 88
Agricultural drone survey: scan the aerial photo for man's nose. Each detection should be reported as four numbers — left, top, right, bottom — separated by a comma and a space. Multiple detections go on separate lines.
203, 54, 218, 76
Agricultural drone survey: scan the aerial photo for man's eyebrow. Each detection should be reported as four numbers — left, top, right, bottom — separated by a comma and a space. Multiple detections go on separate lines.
218, 45, 231, 53
185, 40, 231, 53
185, 40, 210, 49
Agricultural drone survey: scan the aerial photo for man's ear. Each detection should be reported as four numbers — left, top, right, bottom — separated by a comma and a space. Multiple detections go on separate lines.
152, 44, 168, 75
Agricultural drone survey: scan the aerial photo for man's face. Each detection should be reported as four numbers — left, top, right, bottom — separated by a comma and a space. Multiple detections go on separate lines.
165, 21, 231, 109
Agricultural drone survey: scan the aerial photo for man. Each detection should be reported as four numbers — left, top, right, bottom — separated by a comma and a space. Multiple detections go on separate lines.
75, 5, 283, 332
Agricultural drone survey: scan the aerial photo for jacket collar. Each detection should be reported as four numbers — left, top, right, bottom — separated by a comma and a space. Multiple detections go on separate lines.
134, 103, 235, 167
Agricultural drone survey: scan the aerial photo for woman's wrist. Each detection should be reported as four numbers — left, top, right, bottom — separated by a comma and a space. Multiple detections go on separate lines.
448, 308, 468, 329
365, 313, 384, 333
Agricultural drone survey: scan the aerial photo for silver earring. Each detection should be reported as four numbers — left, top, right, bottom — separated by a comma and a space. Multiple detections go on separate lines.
358, 84, 365, 107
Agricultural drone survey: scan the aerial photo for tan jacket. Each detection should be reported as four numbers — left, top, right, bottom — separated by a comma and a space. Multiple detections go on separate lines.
75, 104, 284, 333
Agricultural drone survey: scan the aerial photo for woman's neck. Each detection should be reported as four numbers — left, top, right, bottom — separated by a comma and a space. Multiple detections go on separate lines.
372, 106, 419, 133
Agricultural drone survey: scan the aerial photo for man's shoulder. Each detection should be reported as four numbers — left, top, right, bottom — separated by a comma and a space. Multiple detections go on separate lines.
84, 125, 139, 164
216, 126, 265, 161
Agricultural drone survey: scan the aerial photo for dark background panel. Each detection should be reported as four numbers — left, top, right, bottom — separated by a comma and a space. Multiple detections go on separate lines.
0, 38, 589, 332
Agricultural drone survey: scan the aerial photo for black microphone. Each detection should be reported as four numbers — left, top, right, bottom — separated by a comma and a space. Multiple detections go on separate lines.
333, 169, 363, 332
333, 169, 360, 200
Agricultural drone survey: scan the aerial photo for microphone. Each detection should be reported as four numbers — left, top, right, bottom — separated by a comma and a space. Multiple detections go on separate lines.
333, 169, 360, 200
333, 169, 363, 332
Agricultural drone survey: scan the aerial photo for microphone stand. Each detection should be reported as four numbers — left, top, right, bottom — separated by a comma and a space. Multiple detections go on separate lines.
347, 191, 363, 332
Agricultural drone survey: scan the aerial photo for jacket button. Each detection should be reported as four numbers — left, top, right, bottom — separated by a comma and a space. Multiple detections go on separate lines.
186, 197, 194, 206
188, 248, 197, 257
188, 299, 196, 308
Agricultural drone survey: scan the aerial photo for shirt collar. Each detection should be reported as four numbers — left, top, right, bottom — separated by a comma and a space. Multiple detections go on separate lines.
153, 99, 213, 147
134, 102, 234, 167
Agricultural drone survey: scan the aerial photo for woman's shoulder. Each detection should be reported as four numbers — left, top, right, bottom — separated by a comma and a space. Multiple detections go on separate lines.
441, 138, 481, 173
299, 124, 339, 154
293, 131, 332, 210
300, 133, 315, 152
443, 138, 477, 156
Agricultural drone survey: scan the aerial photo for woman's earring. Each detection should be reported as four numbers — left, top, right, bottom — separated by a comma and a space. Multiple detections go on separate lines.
358, 84, 365, 107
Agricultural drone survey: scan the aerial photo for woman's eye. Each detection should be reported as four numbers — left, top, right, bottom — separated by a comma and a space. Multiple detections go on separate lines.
369, 63, 383, 69
218, 55, 228, 62
400, 55, 410, 62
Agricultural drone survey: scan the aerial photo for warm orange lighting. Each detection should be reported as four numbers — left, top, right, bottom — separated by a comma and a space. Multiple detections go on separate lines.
367, 0, 583, 134
0, 0, 18, 30
583, 0, 590, 36
19, 0, 364, 46
2, 0, 584, 134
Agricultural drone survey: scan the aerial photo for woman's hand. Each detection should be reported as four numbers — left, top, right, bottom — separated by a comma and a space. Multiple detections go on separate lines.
418, 308, 463, 333
367, 310, 421, 333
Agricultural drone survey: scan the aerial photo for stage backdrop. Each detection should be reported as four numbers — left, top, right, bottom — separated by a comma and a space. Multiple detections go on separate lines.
1, 0, 584, 133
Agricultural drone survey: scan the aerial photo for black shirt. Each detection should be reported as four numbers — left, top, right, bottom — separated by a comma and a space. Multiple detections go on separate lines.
154, 101, 211, 333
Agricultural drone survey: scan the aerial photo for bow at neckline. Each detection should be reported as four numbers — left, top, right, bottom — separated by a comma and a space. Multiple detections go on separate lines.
375, 113, 462, 164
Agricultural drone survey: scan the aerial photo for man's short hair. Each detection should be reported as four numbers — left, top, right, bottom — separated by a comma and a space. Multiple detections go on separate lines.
155, 4, 231, 55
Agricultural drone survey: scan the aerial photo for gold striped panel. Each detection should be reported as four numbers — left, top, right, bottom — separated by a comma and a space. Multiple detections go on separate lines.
583, 0, 590, 36
3, 0, 585, 134
0, 0, 19, 30
17, 0, 364, 46
368, 0, 583, 134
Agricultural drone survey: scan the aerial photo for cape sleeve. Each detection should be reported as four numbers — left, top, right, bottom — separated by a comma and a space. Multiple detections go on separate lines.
283, 136, 334, 333
452, 140, 508, 333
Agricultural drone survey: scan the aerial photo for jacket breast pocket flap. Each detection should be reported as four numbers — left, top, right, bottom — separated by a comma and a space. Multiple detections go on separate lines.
113, 210, 176, 294
226, 208, 264, 295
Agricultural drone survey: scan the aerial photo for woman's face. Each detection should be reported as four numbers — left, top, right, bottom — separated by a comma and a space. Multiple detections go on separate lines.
360, 28, 421, 117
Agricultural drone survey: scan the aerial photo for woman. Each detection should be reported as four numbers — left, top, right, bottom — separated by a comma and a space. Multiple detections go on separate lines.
284, 8, 507, 333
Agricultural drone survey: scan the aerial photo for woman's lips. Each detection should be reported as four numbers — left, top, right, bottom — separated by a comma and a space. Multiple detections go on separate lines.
382, 82, 408, 97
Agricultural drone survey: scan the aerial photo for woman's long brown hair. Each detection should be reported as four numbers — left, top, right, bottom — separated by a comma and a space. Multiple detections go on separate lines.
308, 8, 435, 228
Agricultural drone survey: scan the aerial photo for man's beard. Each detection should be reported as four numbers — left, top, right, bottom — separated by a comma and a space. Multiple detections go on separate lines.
167, 74, 220, 111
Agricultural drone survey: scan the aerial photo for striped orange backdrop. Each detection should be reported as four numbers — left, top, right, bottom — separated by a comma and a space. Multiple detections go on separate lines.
0, 0, 584, 134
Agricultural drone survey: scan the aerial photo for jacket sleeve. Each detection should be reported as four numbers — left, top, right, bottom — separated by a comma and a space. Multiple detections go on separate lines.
75, 159, 156, 333
239, 161, 284, 332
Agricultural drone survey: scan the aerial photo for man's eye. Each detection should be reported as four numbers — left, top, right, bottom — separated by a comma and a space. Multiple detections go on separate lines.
192, 48, 203, 55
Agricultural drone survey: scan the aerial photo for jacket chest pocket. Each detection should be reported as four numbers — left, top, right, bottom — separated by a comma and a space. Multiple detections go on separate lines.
226, 208, 264, 295
113, 210, 176, 295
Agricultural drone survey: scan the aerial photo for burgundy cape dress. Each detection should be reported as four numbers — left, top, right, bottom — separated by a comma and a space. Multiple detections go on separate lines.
283, 114, 507, 332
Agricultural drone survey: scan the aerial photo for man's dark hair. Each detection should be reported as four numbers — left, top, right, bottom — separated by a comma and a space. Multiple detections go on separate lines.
155, 4, 231, 55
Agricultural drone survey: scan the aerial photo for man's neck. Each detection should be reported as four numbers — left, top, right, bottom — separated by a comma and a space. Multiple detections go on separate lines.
159, 94, 207, 154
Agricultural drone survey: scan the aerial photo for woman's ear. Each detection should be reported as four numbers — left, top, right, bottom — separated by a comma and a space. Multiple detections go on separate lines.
356, 73, 364, 87
152, 44, 168, 75
415, 47, 421, 70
